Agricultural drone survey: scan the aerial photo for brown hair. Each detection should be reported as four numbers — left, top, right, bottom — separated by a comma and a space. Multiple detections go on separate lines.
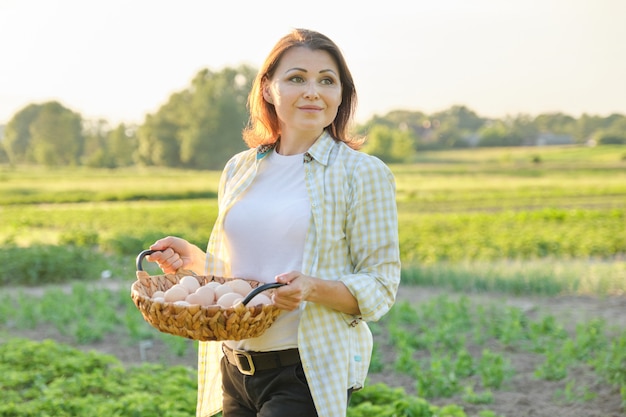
242, 28, 361, 149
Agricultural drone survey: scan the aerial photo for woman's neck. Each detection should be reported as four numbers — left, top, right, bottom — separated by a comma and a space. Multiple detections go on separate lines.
276, 129, 323, 155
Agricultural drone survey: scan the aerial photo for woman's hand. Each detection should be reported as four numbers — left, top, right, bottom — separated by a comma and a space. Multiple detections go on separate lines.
274, 271, 360, 315
148, 236, 206, 275
272, 272, 312, 311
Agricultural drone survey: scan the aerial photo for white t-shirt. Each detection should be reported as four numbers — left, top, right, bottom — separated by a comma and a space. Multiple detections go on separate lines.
223, 148, 311, 351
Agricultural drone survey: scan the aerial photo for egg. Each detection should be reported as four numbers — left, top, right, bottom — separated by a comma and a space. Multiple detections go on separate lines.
164, 285, 188, 302
194, 285, 216, 306
152, 296, 165, 303
204, 281, 221, 290
152, 290, 165, 299
173, 300, 190, 307
246, 293, 273, 307
226, 279, 253, 297
216, 292, 243, 308
214, 283, 235, 300
180, 275, 200, 293
185, 292, 202, 305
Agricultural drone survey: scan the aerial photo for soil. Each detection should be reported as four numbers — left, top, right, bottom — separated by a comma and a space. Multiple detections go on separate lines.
4, 282, 626, 417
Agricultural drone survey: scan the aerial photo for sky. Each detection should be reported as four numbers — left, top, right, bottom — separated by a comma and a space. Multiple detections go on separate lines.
1, 0, 625, 126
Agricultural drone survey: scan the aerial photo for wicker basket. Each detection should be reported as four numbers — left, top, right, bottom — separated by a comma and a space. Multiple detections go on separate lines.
130, 250, 283, 341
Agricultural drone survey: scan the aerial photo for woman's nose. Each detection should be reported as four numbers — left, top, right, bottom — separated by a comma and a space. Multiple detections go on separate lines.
303, 83, 319, 99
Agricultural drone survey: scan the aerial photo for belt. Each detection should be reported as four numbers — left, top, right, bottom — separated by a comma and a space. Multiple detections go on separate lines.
222, 344, 300, 376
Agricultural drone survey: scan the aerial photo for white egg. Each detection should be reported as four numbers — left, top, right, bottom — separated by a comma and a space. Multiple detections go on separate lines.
214, 283, 234, 300
246, 293, 273, 307
226, 279, 253, 297
180, 275, 200, 293
164, 285, 188, 302
194, 286, 216, 306
152, 290, 165, 299
185, 292, 202, 305
204, 281, 221, 290
216, 292, 243, 308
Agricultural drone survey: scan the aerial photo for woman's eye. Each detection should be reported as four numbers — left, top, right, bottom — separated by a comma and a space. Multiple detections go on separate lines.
320, 78, 335, 85
289, 76, 305, 83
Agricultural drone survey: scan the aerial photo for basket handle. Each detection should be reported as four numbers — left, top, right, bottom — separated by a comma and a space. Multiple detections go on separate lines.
242, 282, 285, 306
135, 249, 197, 275
136, 249, 157, 271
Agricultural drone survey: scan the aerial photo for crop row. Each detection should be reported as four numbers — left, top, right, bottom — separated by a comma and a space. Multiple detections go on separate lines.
1, 284, 624, 415
373, 296, 625, 393
1, 337, 497, 417
2, 201, 624, 262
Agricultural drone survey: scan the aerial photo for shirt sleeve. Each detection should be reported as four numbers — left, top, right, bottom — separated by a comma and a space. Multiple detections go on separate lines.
340, 155, 401, 322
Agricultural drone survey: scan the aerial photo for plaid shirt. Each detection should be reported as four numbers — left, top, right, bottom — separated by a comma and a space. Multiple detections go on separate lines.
197, 131, 401, 417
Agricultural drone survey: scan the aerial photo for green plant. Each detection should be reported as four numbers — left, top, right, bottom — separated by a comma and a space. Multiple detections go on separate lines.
0, 245, 109, 286
0, 338, 197, 417
416, 355, 460, 398
554, 379, 597, 403
348, 383, 468, 417
369, 342, 384, 373
477, 411, 504, 417
477, 349, 510, 389
461, 385, 493, 404
535, 349, 569, 381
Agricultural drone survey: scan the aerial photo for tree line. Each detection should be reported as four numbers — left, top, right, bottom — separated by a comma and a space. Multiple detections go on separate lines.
1, 64, 625, 168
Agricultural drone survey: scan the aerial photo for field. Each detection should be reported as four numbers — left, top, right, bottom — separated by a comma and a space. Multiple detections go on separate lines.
1, 145, 625, 417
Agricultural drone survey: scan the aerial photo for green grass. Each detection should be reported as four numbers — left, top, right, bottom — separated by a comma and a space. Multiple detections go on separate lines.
1, 144, 625, 294
401, 258, 626, 296
0, 165, 221, 205
411, 144, 626, 165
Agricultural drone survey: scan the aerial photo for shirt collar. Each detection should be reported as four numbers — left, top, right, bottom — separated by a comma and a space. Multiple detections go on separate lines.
255, 130, 335, 165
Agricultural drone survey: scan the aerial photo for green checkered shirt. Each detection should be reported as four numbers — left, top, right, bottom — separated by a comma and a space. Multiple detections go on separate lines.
197, 131, 401, 417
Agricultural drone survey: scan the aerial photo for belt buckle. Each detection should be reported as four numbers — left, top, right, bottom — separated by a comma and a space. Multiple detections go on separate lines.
233, 350, 255, 375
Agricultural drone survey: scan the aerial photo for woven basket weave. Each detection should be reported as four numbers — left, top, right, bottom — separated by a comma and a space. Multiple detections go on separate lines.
130, 251, 282, 341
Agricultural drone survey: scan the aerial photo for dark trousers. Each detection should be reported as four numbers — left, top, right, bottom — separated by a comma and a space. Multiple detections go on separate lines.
221, 356, 318, 417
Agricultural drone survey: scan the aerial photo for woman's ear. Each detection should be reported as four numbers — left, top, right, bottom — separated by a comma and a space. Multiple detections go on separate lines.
262, 82, 273, 104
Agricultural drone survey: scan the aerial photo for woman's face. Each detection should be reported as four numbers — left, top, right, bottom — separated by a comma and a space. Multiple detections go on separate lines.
263, 47, 342, 140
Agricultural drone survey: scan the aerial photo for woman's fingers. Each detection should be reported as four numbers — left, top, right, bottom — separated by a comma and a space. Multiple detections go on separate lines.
273, 274, 309, 311
147, 240, 187, 274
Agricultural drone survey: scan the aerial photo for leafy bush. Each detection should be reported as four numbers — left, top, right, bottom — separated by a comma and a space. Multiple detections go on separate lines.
0, 338, 197, 417
0, 245, 110, 286
349, 383, 468, 417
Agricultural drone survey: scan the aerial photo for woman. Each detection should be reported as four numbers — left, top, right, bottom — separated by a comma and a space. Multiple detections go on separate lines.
148, 28, 401, 417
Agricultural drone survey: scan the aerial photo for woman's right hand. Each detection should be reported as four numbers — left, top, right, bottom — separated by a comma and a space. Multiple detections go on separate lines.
148, 236, 206, 275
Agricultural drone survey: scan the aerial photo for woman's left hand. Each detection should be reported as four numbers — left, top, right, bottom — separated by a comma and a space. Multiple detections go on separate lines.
272, 272, 313, 311
273, 271, 361, 315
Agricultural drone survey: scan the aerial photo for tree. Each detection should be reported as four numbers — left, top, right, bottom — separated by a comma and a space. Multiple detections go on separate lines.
108, 123, 137, 167
429, 105, 486, 148
136, 65, 254, 169
593, 131, 626, 145
534, 112, 576, 132
3, 103, 41, 164
29, 102, 83, 166
573, 113, 603, 143
136, 111, 182, 167
477, 120, 523, 147
592, 116, 626, 145
506, 114, 539, 146
4, 101, 83, 166
362, 124, 416, 163
82, 119, 111, 167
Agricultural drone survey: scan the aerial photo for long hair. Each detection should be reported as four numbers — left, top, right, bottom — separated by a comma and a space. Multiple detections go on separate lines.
242, 28, 361, 149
